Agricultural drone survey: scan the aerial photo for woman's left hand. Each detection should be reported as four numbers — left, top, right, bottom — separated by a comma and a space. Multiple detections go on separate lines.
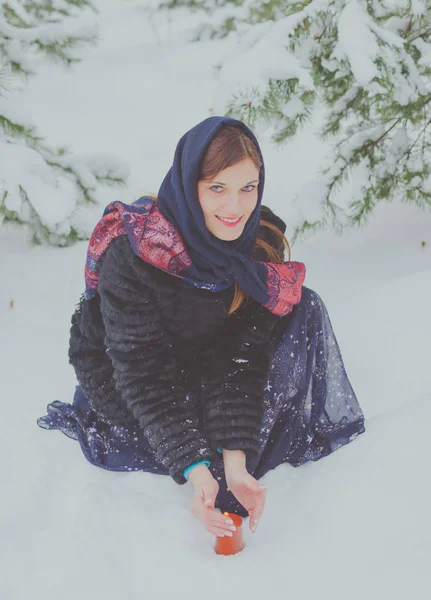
225, 469, 266, 533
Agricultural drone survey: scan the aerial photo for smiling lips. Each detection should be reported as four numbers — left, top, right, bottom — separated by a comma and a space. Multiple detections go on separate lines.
216, 215, 244, 227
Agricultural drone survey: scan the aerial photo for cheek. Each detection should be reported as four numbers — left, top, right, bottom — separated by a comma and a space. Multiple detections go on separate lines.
199, 196, 215, 218
197, 191, 209, 212
245, 195, 258, 213
200, 193, 227, 217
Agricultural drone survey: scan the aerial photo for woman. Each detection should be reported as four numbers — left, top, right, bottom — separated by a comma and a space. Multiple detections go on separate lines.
37, 116, 366, 539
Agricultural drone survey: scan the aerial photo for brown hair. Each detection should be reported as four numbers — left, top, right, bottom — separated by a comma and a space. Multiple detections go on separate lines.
142, 125, 291, 315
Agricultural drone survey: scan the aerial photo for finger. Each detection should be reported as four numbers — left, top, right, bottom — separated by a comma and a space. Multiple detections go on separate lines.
214, 513, 234, 524
211, 515, 236, 532
250, 494, 265, 532
249, 513, 259, 533
255, 490, 266, 516
208, 525, 234, 538
211, 523, 237, 536
247, 507, 255, 529
205, 507, 225, 523
247, 491, 265, 530
253, 482, 266, 493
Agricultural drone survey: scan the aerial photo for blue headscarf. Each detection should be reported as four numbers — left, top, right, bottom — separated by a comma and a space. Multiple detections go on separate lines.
156, 116, 270, 305
84, 115, 305, 315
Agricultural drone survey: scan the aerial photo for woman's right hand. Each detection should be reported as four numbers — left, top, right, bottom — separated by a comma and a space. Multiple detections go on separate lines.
189, 464, 237, 537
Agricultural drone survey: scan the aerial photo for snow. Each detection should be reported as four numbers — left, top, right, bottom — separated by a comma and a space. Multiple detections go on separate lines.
1, 1, 430, 598
0, 141, 77, 225
0, 135, 129, 238
0, 1, 98, 75
336, 1, 382, 86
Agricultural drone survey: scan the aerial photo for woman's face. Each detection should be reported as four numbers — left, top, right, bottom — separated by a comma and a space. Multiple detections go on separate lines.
197, 158, 259, 241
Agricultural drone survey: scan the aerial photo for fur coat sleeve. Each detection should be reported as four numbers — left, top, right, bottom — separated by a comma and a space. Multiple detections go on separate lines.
96, 238, 220, 484
68, 293, 137, 426
201, 299, 279, 466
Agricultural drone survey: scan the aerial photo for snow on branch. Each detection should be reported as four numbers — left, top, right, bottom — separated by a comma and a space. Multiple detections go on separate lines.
160, 0, 431, 241
0, 0, 99, 76
0, 2, 129, 246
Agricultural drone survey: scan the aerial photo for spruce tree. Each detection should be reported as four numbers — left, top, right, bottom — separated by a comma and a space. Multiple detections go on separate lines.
0, 0, 129, 246
157, 0, 431, 242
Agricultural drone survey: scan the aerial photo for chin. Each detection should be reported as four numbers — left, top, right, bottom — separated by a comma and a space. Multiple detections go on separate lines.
213, 228, 244, 242
209, 217, 247, 241
217, 237, 240, 243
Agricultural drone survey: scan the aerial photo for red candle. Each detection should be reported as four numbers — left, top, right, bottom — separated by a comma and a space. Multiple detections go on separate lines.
215, 512, 245, 555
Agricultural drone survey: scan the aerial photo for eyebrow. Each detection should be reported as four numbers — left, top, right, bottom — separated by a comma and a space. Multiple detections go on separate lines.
210, 180, 259, 186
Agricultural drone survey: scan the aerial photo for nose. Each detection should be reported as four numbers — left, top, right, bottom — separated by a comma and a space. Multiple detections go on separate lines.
224, 193, 243, 215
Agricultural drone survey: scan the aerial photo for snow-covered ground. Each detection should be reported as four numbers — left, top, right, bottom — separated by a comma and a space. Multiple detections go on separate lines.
1, 2, 430, 598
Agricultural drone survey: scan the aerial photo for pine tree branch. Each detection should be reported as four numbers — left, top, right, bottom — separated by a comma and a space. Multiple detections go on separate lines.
407, 26, 431, 44
405, 117, 431, 161
361, 118, 402, 156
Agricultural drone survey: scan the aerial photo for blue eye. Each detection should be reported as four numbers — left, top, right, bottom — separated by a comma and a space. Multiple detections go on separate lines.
210, 185, 256, 193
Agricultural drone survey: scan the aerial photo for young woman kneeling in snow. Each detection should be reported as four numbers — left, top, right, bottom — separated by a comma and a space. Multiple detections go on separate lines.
38, 116, 366, 539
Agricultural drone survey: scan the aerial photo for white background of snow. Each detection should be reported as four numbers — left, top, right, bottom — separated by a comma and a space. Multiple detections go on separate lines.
1, 1, 430, 598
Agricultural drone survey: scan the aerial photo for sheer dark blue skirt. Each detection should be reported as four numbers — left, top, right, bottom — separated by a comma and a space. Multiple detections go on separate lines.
37, 286, 366, 517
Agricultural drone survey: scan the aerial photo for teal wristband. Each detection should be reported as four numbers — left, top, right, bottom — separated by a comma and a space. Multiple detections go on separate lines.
217, 448, 223, 453
183, 459, 211, 481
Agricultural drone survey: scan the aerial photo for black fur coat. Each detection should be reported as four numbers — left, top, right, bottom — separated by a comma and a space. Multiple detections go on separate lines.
68, 207, 287, 484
